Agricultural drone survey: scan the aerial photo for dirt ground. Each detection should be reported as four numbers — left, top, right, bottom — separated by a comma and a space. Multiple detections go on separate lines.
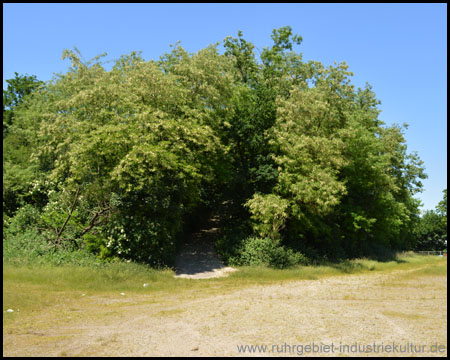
173, 217, 236, 279
3, 265, 447, 357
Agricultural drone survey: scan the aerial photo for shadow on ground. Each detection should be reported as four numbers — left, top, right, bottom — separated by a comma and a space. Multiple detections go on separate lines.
174, 217, 235, 279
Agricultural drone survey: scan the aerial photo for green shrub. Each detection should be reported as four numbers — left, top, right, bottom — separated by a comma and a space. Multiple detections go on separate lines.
4, 226, 101, 266
3, 205, 49, 262
3, 228, 50, 260
4, 204, 41, 238
215, 222, 252, 265
83, 233, 112, 259
3, 204, 102, 266
101, 208, 180, 267
230, 236, 309, 269
3, 210, 10, 239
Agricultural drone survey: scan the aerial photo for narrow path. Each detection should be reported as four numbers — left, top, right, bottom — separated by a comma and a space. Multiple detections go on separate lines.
174, 215, 236, 279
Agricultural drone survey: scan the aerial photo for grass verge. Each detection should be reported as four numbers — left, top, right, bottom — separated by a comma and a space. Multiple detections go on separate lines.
3, 253, 446, 356
3, 253, 446, 322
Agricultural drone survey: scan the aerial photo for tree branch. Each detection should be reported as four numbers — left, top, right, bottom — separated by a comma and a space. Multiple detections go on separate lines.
80, 206, 111, 237
55, 186, 80, 243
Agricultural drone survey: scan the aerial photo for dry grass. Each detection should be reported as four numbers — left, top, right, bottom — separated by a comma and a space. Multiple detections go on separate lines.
3, 255, 447, 356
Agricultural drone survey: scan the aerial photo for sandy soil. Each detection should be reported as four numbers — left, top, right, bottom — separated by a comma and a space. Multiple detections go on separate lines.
3, 266, 447, 357
173, 216, 236, 279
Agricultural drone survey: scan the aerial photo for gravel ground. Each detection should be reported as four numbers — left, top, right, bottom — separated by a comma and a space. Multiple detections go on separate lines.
3, 265, 447, 357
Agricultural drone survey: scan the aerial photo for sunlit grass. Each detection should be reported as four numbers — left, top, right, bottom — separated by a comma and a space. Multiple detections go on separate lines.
4, 254, 445, 293
3, 254, 445, 322
3, 253, 446, 356
382, 310, 428, 320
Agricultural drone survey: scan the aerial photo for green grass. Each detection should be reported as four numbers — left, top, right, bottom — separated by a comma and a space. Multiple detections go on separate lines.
4, 253, 445, 293
3, 253, 446, 322
224, 253, 444, 282
3, 252, 446, 357
3, 261, 174, 292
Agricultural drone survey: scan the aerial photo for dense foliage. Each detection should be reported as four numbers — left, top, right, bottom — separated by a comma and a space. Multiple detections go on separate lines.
4, 27, 442, 267
413, 189, 447, 251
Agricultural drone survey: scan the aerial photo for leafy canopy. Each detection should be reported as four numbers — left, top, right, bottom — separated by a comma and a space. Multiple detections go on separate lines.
3, 27, 430, 265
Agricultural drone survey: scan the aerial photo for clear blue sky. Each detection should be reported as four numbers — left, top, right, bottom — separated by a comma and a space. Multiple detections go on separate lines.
3, 3, 447, 212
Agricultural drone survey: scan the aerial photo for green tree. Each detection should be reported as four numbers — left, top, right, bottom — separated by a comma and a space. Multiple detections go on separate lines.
436, 189, 447, 228
4, 27, 429, 267
10, 46, 232, 265
3, 72, 44, 136
413, 189, 447, 251
3, 73, 46, 215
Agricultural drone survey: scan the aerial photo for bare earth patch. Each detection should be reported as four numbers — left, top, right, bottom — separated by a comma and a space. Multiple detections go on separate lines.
173, 217, 236, 279
3, 264, 447, 357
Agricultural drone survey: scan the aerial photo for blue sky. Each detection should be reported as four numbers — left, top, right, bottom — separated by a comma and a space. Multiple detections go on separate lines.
3, 3, 447, 212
